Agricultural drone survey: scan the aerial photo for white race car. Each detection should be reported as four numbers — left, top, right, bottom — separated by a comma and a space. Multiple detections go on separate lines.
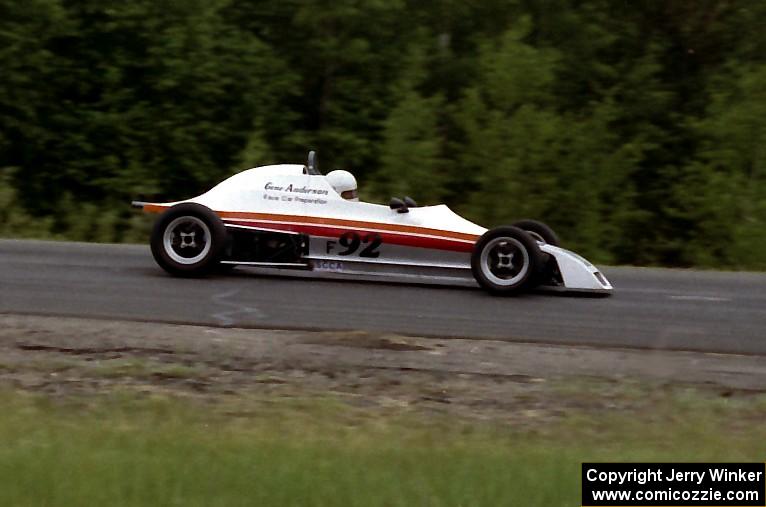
132, 152, 612, 295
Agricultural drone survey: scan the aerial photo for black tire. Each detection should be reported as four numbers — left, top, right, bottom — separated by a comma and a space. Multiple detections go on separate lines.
511, 219, 560, 246
471, 226, 544, 295
150, 203, 227, 277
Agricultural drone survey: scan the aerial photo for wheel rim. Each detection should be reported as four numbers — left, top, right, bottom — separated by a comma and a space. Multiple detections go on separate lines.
163, 216, 212, 265
479, 237, 530, 286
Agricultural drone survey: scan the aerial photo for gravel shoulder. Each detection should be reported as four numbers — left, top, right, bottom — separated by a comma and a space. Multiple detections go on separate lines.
2, 313, 765, 424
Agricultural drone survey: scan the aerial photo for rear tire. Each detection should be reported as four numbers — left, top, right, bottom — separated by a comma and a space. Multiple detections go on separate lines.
471, 226, 543, 295
511, 219, 560, 246
150, 203, 227, 277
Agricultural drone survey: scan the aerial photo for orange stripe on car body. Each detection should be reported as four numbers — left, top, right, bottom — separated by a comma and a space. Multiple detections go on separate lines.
226, 219, 476, 253
143, 204, 169, 214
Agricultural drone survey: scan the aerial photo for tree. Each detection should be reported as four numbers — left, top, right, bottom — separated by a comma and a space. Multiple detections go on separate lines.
674, 65, 766, 268
371, 43, 445, 203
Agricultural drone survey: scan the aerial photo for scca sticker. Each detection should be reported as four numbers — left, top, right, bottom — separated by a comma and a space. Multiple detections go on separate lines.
313, 260, 344, 272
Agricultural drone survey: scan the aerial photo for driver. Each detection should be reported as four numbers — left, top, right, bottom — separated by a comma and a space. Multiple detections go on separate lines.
326, 170, 359, 201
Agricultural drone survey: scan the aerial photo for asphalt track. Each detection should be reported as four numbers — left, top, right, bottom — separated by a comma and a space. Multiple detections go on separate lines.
1, 239, 765, 355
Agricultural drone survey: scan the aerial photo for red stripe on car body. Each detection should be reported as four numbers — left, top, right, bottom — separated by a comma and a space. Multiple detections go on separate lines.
226, 219, 475, 253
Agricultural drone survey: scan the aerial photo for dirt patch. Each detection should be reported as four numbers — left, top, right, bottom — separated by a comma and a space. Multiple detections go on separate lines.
17, 343, 176, 356
302, 331, 433, 351
1, 314, 765, 424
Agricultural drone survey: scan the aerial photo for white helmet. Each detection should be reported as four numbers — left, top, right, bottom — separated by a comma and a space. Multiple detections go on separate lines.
326, 170, 358, 201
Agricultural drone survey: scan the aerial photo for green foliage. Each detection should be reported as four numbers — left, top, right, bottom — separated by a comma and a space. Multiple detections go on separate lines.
673, 64, 766, 268
0, 0, 764, 268
0, 388, 765, 506
371, 44, 446, 203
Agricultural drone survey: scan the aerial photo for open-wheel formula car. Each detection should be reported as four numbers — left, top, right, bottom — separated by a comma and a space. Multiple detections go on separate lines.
132, 152, 612, 295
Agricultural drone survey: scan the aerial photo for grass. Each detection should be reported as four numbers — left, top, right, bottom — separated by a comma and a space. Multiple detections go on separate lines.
0, 387, 765, 507
0, 357, 209, 379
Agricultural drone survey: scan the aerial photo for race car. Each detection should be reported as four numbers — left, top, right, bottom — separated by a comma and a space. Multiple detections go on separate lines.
132, 152, 612, 295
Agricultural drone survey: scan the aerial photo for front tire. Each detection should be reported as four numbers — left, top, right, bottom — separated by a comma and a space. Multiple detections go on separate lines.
150, 203, 227, 277
511, 219, 560, 246
471, 226, 543, 295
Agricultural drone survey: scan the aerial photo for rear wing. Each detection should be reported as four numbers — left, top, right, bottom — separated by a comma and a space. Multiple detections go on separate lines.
131, 201, 168, 213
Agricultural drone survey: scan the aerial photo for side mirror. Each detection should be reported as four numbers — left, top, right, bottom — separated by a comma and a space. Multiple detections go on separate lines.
389, 197, 409, 213
403, 196, 418, 208
306, 150, 319, 175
